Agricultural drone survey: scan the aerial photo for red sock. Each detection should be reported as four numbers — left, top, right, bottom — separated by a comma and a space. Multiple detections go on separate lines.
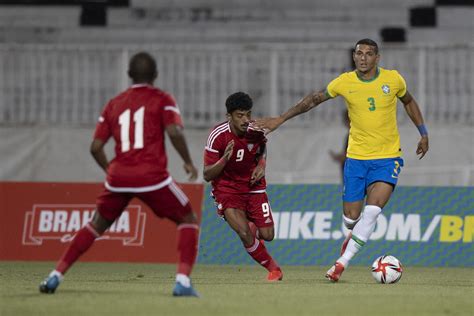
176, 223, 199, 276
246, 238, 279, 272
55, 223, 99, 274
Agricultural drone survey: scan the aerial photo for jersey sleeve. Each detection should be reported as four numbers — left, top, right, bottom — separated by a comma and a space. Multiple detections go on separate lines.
204, 130, 224, 166
395, 71, 408, 98
93, 102, 112, 142
162, 94, 183, 127
245, 124, 267, 144
326, 74, 344, 98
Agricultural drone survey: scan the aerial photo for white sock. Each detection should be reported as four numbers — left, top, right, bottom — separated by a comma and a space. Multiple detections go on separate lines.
343, 214, 361, 230
176, 273, 191, 288
338, 205, 382, 267
49, 270, 64, 282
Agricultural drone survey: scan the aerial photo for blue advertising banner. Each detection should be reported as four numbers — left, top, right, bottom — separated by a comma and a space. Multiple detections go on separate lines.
198, 185, 474, 267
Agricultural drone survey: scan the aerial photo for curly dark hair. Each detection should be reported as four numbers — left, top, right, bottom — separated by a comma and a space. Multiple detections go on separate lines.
225, 92, 253, 114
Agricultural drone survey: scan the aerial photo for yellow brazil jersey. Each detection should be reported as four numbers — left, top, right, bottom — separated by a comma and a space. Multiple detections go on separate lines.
326, 67, 407, 160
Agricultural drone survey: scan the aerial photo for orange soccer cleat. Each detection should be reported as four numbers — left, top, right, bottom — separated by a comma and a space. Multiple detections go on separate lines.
267, 268, 283, 282
325, 262, 345, 282
340, 232, 352, 256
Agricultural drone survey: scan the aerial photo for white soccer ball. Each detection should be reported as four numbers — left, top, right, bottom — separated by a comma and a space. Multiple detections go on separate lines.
371, 255, 403, 284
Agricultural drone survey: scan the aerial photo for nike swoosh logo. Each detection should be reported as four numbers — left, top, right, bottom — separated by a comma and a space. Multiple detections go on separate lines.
349, 91, 357, 94
391, 175, 398, 179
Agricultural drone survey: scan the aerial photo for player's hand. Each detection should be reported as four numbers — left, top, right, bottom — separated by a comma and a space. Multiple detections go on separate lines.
250, 165, 265, 186
251, 117, 285, 135
223, 140, 234, 161
416, 135, 429, 160
184, 163, 198, 181
329, 150, 346, 164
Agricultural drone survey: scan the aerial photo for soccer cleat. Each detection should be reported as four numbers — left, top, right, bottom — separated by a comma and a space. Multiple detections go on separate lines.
172, 281, 199, 297
267, 268, 283, 282
340, 232, 352, 255
39, 271, 63, 294
325, 262, 345, 282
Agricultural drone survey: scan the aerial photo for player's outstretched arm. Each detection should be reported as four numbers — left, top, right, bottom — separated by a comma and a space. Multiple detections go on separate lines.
90, 139, 109, 172
166, 124, 198, 181
250, 144, 266, 186
253, 89, 330, 133
203, 140, 234, 182
400, 92, 429, 159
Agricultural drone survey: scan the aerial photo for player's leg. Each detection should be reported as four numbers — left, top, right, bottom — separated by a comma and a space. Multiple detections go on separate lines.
246, 193, 282, 281
340, 201, 363, 255
339, 158, 365, 253
138, 181, 199, 297
337, 182, 392, 264
326, 158, 366, 282
40, 190, 130, 293
328, 158, 403, 282
353, 158, 403, 257
223, 205, 280, 280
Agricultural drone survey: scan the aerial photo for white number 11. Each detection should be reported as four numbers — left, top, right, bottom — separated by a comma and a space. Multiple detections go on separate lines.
118, 106, 145, 152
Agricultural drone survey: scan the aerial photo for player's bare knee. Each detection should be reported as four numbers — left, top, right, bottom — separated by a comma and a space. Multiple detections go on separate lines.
259, 228, 275, 241
343, 209, 361, 220
237, 229, 253, 245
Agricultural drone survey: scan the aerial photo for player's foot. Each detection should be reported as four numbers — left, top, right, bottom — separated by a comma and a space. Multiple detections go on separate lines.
267, 268, 283, 282
39, 271, 63, 294
340, 232, 352, 255
172, 281, 199, 297
325, 262, 345, 282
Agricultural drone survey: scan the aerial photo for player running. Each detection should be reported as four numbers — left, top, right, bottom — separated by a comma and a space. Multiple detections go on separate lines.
39, 52, 200, 297
253, 39, 429, 282
203, 92, 283, 281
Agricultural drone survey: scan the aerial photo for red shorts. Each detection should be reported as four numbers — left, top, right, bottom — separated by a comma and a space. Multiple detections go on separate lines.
211, 191, 274, 228
96, 181, 192, 223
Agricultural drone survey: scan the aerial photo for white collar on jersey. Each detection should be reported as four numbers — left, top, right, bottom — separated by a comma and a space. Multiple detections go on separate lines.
131, 83, 153, 89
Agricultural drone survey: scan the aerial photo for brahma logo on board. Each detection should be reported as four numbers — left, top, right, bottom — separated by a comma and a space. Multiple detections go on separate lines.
22, 204, 146, 246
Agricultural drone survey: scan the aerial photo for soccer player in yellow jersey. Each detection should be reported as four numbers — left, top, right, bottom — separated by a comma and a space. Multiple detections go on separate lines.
253, 39, 429, 282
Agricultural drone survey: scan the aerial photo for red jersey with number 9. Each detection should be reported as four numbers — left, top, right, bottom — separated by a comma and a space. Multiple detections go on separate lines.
204, 122, 267, 194
94, 84, 182, 191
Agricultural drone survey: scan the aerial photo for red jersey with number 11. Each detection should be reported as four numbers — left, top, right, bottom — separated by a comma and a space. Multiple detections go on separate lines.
94, 84, 182, 191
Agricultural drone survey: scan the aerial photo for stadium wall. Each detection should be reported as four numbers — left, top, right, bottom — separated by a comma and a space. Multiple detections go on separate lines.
1, 182, 472, 267
199, 184, 474, 267
0, 182, 204, 263
0, 124, 473, 186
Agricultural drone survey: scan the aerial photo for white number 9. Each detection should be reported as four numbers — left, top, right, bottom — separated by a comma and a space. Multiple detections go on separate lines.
262, 203, 270, 218
236, 149, 244, 162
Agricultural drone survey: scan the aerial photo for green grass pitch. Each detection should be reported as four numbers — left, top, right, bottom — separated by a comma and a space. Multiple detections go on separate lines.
0, 261, 472, 316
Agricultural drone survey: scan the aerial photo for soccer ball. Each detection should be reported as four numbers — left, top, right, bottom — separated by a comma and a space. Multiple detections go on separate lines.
371, 255, 403, 284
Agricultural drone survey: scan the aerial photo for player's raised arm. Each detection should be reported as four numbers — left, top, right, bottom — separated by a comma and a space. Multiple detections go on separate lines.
253, 89, 331, 133
203, 140, 234, 182
399, 91, 429, 159
166, 124, 198, 180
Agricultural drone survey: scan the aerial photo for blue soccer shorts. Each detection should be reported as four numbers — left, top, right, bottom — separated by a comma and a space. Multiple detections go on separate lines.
342, 157, 404, 202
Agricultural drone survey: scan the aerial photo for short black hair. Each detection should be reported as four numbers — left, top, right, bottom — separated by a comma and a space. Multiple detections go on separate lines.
355, 38, 379, 54
128, 52, 158, 83
225, 92, 253, 113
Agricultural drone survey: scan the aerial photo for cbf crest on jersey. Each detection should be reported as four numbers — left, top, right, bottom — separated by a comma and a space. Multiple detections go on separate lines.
382, 84, 390, 94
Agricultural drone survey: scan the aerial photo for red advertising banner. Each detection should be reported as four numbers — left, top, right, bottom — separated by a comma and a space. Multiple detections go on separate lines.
0, 182, 203, 263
